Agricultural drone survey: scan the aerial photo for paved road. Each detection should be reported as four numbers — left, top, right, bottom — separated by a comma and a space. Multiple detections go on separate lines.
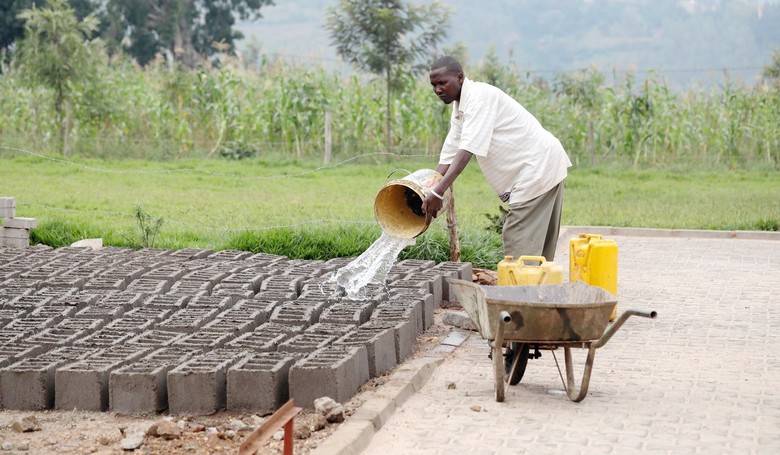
363, 235, 780, 454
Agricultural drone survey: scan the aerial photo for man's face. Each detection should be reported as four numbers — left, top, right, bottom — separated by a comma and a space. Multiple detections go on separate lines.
429, 67, 463, 104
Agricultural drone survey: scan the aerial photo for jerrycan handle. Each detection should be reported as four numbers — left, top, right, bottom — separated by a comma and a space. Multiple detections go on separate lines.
579, 233, 603, 240
518, 255, 547, 265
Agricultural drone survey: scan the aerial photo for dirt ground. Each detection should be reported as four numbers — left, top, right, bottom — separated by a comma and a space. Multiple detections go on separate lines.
0, 313, 452, 455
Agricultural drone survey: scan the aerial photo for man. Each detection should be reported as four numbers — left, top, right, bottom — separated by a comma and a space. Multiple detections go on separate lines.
422, 56, 571, 261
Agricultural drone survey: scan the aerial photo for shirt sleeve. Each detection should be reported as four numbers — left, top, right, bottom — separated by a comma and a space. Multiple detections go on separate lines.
438, 109, 462, 165
458, 98, 496, 157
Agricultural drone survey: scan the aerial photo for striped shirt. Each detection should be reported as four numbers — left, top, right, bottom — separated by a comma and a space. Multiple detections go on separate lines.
439, 78, 572, 204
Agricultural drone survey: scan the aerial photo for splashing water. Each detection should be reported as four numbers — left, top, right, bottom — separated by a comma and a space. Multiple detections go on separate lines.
330, 232, 415, 299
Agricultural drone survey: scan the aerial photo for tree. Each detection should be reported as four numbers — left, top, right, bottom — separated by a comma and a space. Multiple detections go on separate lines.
763, 49, 780, 89
105, 0, 274, 67
326, 0, 450, 153
15, 0, 103, 155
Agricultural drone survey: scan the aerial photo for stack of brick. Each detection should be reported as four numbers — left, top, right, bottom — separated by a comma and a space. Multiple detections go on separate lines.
0, 197, 37, 249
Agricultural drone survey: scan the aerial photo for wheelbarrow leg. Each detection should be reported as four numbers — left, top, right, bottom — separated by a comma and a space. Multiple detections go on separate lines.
492, 311, 511, 402
563, 345, 597, 403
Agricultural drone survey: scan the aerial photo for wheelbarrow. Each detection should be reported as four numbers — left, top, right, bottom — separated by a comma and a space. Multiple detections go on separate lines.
448, 279, 656, 403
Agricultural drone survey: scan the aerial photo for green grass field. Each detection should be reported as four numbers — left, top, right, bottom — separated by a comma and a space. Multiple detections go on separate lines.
1, 156, 778, 267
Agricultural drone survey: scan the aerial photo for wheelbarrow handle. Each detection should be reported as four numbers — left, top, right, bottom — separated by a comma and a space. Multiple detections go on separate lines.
593, 309, 657, 348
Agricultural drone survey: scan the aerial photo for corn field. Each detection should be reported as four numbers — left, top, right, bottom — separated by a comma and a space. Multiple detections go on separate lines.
1, 56, 778, 168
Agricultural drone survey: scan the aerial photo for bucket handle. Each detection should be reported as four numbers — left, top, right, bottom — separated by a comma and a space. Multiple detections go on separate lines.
385, 168, 412, 183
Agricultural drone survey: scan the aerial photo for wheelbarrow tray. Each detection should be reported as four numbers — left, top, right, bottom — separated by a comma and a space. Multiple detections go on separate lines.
449, 280, 617, 342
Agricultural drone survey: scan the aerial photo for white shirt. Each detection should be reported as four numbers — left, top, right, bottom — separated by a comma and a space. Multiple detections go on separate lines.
439, 78, 572, 204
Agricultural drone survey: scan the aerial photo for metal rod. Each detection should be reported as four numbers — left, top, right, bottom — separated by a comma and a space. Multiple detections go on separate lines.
593, 309, 657, 348
564, 345, 597, 402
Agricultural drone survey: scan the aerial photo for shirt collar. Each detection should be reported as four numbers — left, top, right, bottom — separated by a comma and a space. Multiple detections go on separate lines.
454, 77, 473, 113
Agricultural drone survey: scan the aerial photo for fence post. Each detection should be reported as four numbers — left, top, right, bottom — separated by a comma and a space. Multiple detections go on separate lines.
323, 110, 332, 165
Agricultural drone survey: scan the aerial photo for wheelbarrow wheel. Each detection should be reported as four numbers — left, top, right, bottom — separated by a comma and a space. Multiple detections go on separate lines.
505, 342, 529, 385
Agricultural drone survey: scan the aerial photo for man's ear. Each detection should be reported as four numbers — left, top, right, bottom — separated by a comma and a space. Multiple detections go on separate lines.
458, 72, 464, 84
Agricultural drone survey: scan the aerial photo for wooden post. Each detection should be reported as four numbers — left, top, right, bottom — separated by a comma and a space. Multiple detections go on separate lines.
446, 186, 461, 262
323, 110, 332, 165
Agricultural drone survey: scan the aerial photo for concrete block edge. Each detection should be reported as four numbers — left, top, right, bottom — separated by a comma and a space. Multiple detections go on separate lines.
561, 225, 780, 241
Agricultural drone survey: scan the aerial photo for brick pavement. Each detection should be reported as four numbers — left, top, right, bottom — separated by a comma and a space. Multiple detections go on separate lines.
363, 235, 780, 454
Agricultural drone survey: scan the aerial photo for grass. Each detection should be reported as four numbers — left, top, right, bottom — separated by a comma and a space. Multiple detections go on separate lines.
1, 156, 778, 267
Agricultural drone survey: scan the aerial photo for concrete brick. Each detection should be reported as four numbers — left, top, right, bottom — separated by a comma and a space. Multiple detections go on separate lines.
41, 275, 86, 288
306, 322, 356, 337
27, 327, 88, 346
400, 272, 443, 309
216, 304, 267, 325
54, 345, 149, 411
169, 248, 213, 260
157, 307, 219, 333
126, 278, 171, 294
56, 317, 106, 331
226, 352, 296, 413
74, 304, 125, 320
206, 250, 252, 261
270, 302, 319, 327
278, 332, 336, 354
187, 295, 235, 311
167, 349, 248, 415
1, 227, 30, 240
173, 329, 235, 350
75, 328, 135, 347
255, 290, 298, 301
361, 320, 415, 363
97, 292, 146, 308
289, 345, 370, 408
222, 271, 268, 291
261, 275, 303, 294
0, 346, 97, 409
109, 347, 196, 414
0, 197, 15, 208
373, 300, 422, 335
104, 317, 155, 333
143, 294, 191, 309
124, 306, 173, 322
336, 326, 397, 378
389, 293, 434, 331
82, 276, 128, 291
168, 280, 212, 294
142, 266, 186, 281
201, 317, 257, 334
126, 330, 185, 347
319, 302, 375, 326
0, 344, 45, 368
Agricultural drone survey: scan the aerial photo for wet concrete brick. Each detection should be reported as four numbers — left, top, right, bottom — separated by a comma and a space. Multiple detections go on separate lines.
361, 319, 415, 363
143, 294, 191, 309
373, 300, 422, 335
156, 307, 220, 333
226, 352, 296, 413
335, 325, 397, 378
126, 330, 186, 347
319, 302, 375, 325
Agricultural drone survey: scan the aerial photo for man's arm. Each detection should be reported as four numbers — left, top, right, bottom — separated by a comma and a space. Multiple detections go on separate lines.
422, 149, 472, 220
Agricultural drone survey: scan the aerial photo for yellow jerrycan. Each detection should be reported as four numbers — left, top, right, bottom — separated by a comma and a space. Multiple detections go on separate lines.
497, 255, 564, 286
569, 234, 618, 320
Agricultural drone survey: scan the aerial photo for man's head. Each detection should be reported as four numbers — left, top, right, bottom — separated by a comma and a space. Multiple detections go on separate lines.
429, 56, 464, 104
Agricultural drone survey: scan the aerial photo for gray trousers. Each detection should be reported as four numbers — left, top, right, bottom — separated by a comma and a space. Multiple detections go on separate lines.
502, 181, 564, 261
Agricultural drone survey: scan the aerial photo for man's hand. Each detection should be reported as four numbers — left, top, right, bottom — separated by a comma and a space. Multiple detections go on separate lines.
499, 192, 510, 203
421, 193, 444, 222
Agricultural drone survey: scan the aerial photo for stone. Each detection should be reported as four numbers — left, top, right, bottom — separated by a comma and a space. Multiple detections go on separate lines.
314, 396, 345, 423
1, 442, 13, 451
447, 382, 457, 390
470, 405, 482, 412
146, 420, 181, 440
294, 424, 311, 439
120, 431, 145, 450
226, 419, 253, 433
442, 310, 478, 331
16, 442, 29, 451
11, 416, 41, 433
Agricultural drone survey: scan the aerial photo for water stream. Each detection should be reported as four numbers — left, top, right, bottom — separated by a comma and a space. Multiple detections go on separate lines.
329, 232, 415, 299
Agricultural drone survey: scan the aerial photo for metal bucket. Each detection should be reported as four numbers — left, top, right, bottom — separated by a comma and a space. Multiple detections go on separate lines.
373, 169, 451, 239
